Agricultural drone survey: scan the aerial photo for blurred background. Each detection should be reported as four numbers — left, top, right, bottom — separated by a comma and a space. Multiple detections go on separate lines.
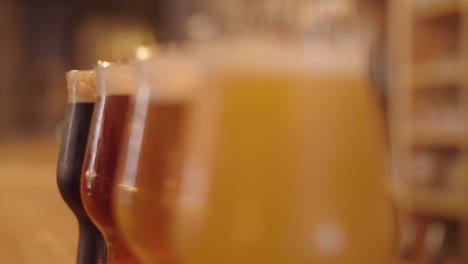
0, 0, 188, 262
2, 0, 468, 263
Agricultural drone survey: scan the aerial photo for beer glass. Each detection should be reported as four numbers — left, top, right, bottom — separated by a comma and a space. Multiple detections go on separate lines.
81, 62, 139, 263
57, 70, 104, 264
115, 0, 397, 260
115, 34, 395, 264
114, 49, 199, 264
176, 40, 395, 264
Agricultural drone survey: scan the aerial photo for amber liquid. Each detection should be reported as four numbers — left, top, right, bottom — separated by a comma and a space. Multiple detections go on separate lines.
171, 74, 395, 264
81, 95, 139, 264
115, 102, 187, 264
115, 74, 395, 264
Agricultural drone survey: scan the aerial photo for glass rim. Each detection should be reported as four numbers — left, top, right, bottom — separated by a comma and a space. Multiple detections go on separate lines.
66, 69, 96, 103
95, 60, 136, 95
135, 48, 202, 103
196, 37, 371, 78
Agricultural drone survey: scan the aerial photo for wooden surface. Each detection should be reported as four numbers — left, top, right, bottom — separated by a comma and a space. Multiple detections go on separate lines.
0, 139, 76, 263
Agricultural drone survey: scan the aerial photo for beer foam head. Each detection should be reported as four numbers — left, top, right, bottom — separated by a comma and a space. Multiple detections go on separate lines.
95, 61, 135, 95
207, 36, 370, 78
66, 70, 97, 103
137, 51, 201, 102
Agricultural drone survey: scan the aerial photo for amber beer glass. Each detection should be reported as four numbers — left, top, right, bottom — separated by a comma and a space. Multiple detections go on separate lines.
177, 41, 395, 263
57, 70, 104, 264
182, 41, 395, 264
114, 50, 199, 264
81, 62, 139, 263
115, 37, 396, 264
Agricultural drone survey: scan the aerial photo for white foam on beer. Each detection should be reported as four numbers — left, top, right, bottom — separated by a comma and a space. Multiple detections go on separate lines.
95, 61, 135, 95
207, 37, 370, 79
66, 70, 97, 103
139, 52, 201, 103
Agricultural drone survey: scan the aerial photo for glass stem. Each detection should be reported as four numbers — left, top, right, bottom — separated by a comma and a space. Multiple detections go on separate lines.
77, 221, 101, 264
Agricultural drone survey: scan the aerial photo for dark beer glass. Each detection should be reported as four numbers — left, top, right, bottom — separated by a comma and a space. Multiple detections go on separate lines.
57, 70, 104, 264
81, 62, 139, 264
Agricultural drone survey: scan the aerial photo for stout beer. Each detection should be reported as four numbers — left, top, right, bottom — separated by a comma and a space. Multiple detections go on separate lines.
57, 70, 104, 264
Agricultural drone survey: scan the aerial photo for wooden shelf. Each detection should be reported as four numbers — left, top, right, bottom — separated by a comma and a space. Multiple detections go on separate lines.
413, 60, 460, 90
390, 0, 468, 261
395, 190, 467, 219
414, 0, 461, 20
412, 129, 464, 147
